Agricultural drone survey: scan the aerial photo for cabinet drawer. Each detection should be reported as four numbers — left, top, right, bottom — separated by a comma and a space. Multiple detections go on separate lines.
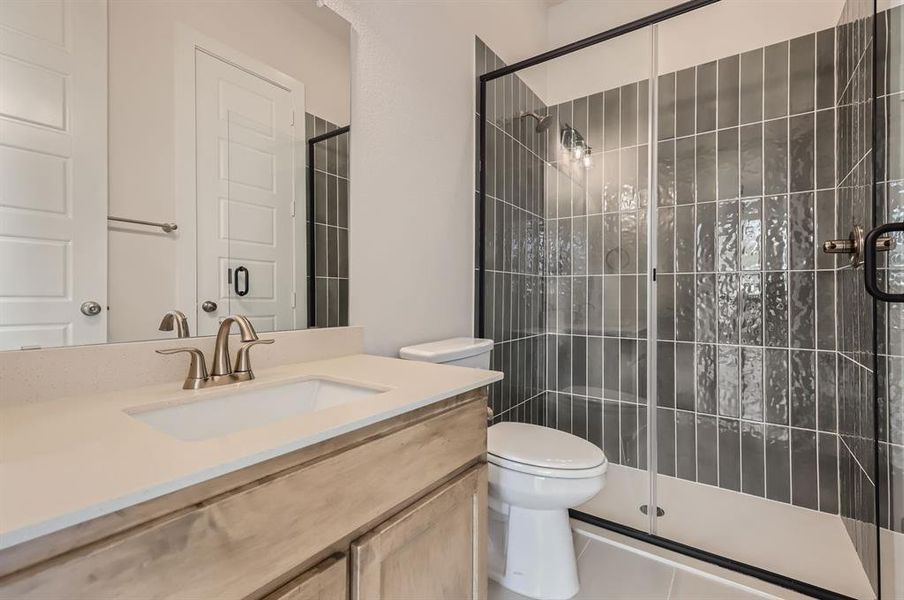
266, 555, 347, 600
0, 399, 486, 599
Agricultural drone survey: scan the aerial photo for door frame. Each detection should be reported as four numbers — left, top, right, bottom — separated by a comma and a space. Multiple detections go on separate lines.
173, 25, 306, 335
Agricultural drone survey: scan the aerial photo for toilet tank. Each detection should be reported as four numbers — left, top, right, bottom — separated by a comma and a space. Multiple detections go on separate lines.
399, 337, 494, 369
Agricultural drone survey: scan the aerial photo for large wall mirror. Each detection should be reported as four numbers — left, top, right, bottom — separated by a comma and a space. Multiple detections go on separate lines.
0, 0, 350, 351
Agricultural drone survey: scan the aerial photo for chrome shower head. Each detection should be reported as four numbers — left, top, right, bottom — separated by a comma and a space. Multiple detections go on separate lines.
519, 111, 552, 132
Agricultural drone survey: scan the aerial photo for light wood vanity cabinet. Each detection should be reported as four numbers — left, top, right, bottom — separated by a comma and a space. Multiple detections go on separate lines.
0, 390, 489, 600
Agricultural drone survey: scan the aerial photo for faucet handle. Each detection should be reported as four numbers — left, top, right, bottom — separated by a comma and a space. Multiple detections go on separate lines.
233, 339, 274, 375
156, 347, 210, 389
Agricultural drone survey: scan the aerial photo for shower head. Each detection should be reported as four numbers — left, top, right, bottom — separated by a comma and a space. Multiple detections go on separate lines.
519, 111, 552, 132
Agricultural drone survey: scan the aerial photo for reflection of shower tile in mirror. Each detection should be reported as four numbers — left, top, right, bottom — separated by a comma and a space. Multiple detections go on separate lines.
603, 150, 620, 212
621, 339, 639, 402
619, 275, 637, 337
675, 274, 694, 342
572, 276, 587, 336
620, 147, 638, 210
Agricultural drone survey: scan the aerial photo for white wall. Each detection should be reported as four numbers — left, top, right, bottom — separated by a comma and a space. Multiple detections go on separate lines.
324, 0, 548, 356
107, 0, 349, 342
544, 0, 846, 105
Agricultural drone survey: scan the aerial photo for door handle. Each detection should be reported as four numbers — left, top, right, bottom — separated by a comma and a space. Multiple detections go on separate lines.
864, 222, 904, 302
234, 266, 249, 297
822, 224, 896, 266
80, 301, 103, 316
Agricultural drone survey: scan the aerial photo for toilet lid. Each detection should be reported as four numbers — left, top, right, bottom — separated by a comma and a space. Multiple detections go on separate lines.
488, 422, 606, 471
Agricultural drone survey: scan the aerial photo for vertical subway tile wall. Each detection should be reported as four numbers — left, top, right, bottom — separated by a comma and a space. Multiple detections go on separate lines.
476, 5, 903, 526
476, 40, 549, 423
306, 113, 350, 328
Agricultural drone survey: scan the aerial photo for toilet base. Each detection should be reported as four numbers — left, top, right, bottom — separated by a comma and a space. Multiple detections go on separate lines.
492, 506, 579, 600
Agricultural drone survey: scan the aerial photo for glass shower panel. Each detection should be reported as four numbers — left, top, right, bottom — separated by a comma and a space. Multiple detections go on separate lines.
877, 1, 904, 597
653, 2, 879, 597
476, 27, 655, 532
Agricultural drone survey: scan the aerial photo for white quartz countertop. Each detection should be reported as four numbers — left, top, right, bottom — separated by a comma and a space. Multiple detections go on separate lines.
0, 354, 502, 550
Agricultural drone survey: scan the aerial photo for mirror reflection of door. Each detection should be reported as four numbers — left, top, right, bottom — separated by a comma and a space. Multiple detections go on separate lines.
191, 47, 303, 336
0, 0, 108, 350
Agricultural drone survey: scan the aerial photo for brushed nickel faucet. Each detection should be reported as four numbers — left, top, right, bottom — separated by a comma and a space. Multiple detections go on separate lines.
157, 315, 273, 389
158, 310, 190, 338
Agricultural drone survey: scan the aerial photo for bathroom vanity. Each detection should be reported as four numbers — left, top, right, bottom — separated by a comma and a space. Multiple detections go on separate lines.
0, 337, 500, 600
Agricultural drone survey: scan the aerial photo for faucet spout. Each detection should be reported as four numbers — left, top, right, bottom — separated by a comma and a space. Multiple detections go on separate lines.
159, 310, 190, 338
211, 315, 259, 376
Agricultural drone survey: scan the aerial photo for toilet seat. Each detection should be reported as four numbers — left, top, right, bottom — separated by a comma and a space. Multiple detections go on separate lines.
488, 422, 607, 479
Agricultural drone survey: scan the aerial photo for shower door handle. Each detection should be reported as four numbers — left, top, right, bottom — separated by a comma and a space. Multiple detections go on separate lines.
864, 222, 904, 302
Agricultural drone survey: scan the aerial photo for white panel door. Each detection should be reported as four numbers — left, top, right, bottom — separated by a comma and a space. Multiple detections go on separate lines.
195, 50, 296, 335
0, 0, 107, 350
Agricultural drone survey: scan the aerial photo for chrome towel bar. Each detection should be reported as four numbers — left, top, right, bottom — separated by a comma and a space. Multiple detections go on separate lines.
108, 216, 178, 233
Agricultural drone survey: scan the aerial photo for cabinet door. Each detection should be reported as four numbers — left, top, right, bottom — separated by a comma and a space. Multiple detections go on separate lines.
267, 555, 347, 600
351, 465, 487, 600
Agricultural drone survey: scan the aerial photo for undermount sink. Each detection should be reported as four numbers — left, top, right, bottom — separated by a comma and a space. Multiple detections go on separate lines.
127, 378, 387, 441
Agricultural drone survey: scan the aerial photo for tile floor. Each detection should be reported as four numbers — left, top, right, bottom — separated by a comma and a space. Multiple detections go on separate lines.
489, 520, 810, 600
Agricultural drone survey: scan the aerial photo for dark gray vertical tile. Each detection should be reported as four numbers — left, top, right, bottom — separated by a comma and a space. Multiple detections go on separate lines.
620, 403, 638, 467
573, 394, 588, 440
675, 342, 695, 411
696, 133, 717, 203
740, 48, 764, 124
718, 345, 740, 417
740, 124, 763, 198
604, 338, 619, 400
791, 428, 819, 510
764, 41, 789, 119
621, 83, 638, 147
327, 278, 338, 326
588, 92, 604, 155
764, 118, 789, 195
696, 274, 717, 343
697, 414, 719, 485
789, 271, 815, 349
815, 190, 836, 270
339, 278, 349, 326
675, 67, 696, 138
338, 178, 349, 228
573, 335, 587, 394
765, 348, 789, 424
816, 272, 836, 350
789, 113, 815, 193
739, 198, 762, 271
697, 344, 717, 415
718, 127, 740, 200
638, 79, 650, 142
740, 346, 764, 420
717, 273, 739, 344
676, 410, 696, 481
764, 194, 789, 270
696, 61, 717, 133
818, 432, 839, 513
557, 334, 571, 392
719, 418, 741, 491
604, 400, 620, 463
588, 337, 603, 397
790, 349, 817, 429
789, 192, 815, 269
742, 422, 766, 497
315, 278, 327, 327
676, 137, 696, 205
764, 272, 789, 347
817, 351, 837, 432
658, 72, 675, 141
789, 34, 816, 115
620, 338, 638, 400
717, 201, 739, 271
816, 28, 835, 110
658, 408, 676, 477
588, 398, 603, 448
718, 55, 740, 128
657, 341, 675, 408
740, 273, 763, 346
696, 201, 716, 272
816, 110, 835, 190
588, 276, 603, 336
766, 425, 791, 502
557, 393, 572, 433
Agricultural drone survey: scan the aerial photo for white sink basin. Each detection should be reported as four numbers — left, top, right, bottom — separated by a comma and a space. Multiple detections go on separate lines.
128, 378, 387, 441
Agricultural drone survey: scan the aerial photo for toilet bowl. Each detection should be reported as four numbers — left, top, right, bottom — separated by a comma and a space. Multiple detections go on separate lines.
487, 422, 607, 600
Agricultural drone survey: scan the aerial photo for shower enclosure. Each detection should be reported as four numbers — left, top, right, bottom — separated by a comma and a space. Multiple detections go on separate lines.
475, 1, 903, 598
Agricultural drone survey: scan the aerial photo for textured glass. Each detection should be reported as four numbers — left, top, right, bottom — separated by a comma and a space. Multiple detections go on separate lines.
676, 137, 696, 204
697, 343, 717, 414
658, 207, 675, 273
658, 140, 676, 206
718, 345, 740, 417
676, 410, 697, 481
675, 205, 695, 272
658, 341, 675, 408
657, 408, 676, 476
620, 403, 638, 467
697, 414, 719, 485
675, 274, 695, 342
658, 274, 675, 341
676, 342, 696, 411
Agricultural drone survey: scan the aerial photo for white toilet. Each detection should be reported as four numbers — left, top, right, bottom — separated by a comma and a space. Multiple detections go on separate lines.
398, 338, 606, 600
488, 422, 607, 600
